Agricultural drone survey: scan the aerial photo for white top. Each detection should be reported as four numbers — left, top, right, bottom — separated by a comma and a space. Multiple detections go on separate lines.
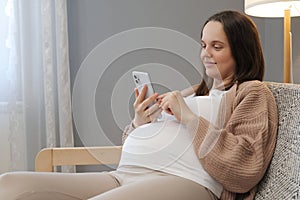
118, 89, 226, 198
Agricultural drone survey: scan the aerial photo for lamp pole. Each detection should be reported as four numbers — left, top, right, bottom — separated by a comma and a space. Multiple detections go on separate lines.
284, 9, 291, 83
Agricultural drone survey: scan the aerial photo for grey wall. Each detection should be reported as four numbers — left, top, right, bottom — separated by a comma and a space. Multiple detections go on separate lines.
67, 0, 300, 150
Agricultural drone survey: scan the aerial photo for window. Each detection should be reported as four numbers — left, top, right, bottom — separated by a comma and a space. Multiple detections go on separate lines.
0, 0, 21, 102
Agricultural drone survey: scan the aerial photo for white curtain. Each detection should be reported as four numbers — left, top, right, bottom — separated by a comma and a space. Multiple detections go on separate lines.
0, 0, 74, 172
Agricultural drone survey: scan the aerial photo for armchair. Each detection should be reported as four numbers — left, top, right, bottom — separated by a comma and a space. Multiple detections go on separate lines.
35, 82, 300, 200
35, 146, 122, 172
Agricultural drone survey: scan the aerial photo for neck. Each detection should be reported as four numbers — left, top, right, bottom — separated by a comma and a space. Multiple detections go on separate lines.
212, 77, 234, 90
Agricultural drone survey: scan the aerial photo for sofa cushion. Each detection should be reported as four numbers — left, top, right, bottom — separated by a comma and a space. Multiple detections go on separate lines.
255, 82, 300, 199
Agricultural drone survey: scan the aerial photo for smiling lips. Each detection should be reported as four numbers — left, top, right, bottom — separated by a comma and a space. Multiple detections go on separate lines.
204, 61, 217, 67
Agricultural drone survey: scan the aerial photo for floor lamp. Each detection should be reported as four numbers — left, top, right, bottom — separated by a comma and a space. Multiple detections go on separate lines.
245, 0, 300, 83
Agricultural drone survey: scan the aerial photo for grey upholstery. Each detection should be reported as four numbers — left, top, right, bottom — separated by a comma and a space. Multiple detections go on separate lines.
255, 82, 300, 200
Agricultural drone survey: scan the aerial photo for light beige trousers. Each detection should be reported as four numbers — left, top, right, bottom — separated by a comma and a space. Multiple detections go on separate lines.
0, 170, 218, 200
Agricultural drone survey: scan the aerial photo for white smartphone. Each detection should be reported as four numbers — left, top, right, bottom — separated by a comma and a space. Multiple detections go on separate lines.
132, 71, 156, 106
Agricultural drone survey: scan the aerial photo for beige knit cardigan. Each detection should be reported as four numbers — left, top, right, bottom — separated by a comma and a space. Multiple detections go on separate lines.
122, 80, 278, 200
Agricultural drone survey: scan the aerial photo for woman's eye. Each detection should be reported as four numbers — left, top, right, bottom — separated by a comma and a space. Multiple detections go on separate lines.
201, 43, 206, 48
214, 45, 223, 50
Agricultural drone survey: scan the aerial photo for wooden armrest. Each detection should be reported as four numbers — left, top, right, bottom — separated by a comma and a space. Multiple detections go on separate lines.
35, 146, 122, 172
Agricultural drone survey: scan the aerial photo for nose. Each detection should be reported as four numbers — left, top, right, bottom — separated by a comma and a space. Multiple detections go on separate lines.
201, 47, 212, 59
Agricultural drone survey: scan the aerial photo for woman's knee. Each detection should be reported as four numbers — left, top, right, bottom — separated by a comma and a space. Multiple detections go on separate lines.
0, 172, 20, 187
0, 172, 25, 199
0, 171, 38, 192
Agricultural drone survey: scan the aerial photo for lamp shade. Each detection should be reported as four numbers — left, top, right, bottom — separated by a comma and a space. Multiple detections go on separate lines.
245, 0, 300, 17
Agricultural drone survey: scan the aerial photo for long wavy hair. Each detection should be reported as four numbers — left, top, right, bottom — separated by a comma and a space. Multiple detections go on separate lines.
195, 10, 265, 96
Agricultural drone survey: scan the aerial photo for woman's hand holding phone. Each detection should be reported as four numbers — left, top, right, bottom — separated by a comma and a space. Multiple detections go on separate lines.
132, 84, 162, 127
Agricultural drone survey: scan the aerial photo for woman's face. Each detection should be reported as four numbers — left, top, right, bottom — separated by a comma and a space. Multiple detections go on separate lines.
200, 21, 236, 83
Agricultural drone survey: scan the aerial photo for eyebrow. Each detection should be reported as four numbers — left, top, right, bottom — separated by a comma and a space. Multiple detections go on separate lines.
201, 40, 226, 45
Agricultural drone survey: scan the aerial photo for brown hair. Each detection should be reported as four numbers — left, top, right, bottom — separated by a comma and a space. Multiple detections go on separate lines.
195, 10, 265, 96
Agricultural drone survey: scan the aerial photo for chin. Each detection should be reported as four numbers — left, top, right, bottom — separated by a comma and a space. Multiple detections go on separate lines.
205, 70, 220, 79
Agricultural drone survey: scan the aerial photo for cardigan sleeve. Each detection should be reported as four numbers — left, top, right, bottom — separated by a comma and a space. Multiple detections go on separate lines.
188, 82, 278, 193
